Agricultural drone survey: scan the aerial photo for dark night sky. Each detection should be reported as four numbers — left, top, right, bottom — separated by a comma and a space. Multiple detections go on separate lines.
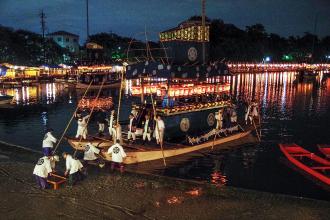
0, 0, 329, 43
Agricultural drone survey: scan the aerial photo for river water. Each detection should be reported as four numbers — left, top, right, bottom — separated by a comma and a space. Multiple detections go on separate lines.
1, 71, 330, 200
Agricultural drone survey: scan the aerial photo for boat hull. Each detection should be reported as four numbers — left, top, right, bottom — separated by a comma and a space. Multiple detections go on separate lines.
68, 129, 253, 164
279, 143, 330, 185
317, 144, 330, 158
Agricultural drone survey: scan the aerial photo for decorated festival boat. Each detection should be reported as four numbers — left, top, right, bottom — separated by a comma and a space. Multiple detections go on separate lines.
64, 13, 261, 164
66, 65, 123, 89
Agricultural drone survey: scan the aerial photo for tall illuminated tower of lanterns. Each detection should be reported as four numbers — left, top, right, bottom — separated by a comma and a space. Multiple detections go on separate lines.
159, 0, 209, 65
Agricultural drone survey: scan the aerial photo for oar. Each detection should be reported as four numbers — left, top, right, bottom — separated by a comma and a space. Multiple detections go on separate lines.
53, 80, 93, 154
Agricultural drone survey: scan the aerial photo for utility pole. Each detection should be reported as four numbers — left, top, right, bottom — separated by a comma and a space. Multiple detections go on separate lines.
86, 0, 90, 41
201, 0, 206, 65
40, 10, 46, 64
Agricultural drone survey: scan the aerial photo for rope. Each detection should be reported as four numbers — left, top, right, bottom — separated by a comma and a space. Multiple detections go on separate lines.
150, 94, 166, 167
53, 80, 93, 154
73, 80, 105, 157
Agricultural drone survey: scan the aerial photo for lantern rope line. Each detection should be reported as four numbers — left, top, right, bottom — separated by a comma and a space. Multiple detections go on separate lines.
53, 80, 93, 154
150, 94, 166, 167
73, 80, 105, 157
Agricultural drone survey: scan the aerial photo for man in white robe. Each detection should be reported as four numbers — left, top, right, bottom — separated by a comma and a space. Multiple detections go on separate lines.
75, 113, 89, 140
63, 152, 84, 186
154, 116, 165, 145
42, 128, 57, 156
33, 156, 52, 189
107, 140, 127, 173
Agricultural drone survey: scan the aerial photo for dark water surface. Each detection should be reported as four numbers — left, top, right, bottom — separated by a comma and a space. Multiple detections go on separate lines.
1, 72, 330, 201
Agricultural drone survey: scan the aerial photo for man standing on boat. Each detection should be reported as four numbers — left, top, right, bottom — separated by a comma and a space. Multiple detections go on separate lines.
42, 128, 57, 156
215, 110, 223, 130
107, 140, 127, 173
127, 113, 137, 143
83, 143, 101, 165
107, 110, 115, 137
96, 109, 107, 137
142, 114, 154, 144
62, 152, 84, 186
75, 112, 89, 140
33, 155, 53, 189
155, 115, 165, 146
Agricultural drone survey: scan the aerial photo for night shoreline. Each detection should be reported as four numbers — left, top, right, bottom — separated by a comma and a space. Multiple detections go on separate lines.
1, 141, 329, 219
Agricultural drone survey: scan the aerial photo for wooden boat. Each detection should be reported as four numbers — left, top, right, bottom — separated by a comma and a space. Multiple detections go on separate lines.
0, 94, 14, 105
279, 143, 330, 185
67, 124, 257, 164
75, 81, 121, 89
317, 144, 330, 158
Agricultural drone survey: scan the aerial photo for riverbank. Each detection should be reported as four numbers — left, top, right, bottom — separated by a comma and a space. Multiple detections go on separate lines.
0, 142, 330, 220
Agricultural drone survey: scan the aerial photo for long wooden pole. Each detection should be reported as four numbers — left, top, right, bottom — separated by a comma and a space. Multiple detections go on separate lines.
150, 94, 166, 167
252, 119, 261, 142
53, 80, 93, 154
117, 70, 125, 124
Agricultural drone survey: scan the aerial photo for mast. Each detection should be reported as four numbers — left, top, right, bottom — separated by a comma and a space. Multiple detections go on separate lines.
201, 0, 206, 64
86, 0, 90, 41
40, 10, 46, 64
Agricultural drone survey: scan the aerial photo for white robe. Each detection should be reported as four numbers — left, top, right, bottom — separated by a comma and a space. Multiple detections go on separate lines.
33, 156, 52, 178
154, 119, 165, 142
76, 116, 89, 139
65, 155, 83, 174
42, 132, 57, 148
107, 143, 127, 163
84, 143, 100, 161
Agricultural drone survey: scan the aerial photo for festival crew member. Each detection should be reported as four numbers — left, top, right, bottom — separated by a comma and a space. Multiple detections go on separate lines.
127, 113, 137, 143
107, 110, 115, 137
231, 109, 238, 124
107, 140, 127, 173
154, 115, 165, 146
33, 155, 53, 189
62, 152, 84, 186
75, 112, 89, 140
215, 109, 223, 130
83, 142, 103, 168
111, 120, 123, 145
42, 128, 57, 156
96, 109, 107, 137
245, 104, 251, 125
142, 114, 154, 144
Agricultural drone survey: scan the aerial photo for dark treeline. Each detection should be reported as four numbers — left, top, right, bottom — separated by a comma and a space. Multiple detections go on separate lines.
0, 25, 71, 66
1, 16, 330, 65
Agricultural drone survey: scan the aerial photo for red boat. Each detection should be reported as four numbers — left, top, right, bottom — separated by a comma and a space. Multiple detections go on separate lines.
317, 144, 330, 158
279, 143, 330, 185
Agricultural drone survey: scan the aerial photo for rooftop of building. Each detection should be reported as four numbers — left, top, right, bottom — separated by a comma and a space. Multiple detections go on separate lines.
47, 31, 79, 38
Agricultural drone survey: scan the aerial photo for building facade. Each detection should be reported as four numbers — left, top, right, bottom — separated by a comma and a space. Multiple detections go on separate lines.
47, 31, 80, 54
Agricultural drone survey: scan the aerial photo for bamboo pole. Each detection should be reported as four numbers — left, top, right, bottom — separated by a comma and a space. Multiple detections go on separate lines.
150, 94, 166, 167
53, 80, 93, 154
116, 70, 125, 125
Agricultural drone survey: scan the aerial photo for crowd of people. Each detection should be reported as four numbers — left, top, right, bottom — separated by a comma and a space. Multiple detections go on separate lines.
33, 107, 167, 189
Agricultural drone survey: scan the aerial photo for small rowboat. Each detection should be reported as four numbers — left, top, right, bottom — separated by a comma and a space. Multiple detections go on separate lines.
317, 144, 330, 158
0, 94, 14, 105
279, 143, 330, 185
